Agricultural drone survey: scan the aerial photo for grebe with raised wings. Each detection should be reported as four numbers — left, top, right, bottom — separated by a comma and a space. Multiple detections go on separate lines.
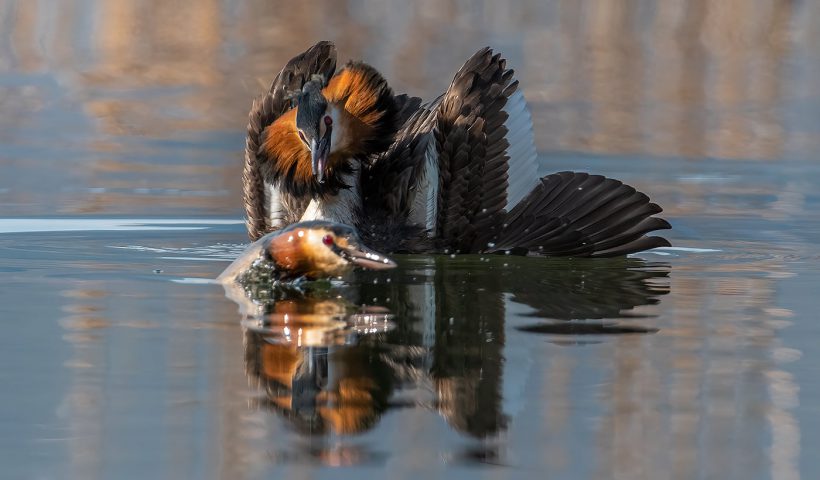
242, 41, 670, 257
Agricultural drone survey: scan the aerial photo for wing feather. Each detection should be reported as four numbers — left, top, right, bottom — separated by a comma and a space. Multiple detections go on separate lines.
434, 48, 516, 252
503, 90, 538, 210
488, 172, 671, 257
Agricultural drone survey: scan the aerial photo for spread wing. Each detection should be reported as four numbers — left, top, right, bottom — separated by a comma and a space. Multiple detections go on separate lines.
364, 48, 670, 257
489, 172, 671, 257
244, 41, 337, 240
433, 47, 518, 253
364, 47, 534, 252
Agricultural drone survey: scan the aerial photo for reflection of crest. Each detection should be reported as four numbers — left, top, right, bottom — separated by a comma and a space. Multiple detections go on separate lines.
225, 255, 671, 441
245, 333, 395, 435
240, 294, 395, 435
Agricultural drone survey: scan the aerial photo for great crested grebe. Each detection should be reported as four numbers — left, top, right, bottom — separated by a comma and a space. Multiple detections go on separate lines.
243, 41, 670, 257
218, 220, 396, 285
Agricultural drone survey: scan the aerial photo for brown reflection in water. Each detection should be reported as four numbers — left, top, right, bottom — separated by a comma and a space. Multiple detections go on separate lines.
86, 0, 223, 134
2, 0, 819, 216
583, 0, 644, 155
7, 0, 42, 72
230, 256, 670, 450
50, 253, 801, 474
245, 333, 395, 437
645, 1, 709, 159
57, 284, 108, 480
54, 276, 248, 479
701, 0, 791, 162
238, 290, 396, 438
592, 261, 800, 480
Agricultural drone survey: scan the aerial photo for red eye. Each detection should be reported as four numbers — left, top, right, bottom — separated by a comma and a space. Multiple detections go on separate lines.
324, 115, 332, 126
322, 234, 334, 246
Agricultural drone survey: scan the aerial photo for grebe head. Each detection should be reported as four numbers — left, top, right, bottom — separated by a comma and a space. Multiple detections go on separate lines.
295, 79, 333, 184
262, 221, 396, 279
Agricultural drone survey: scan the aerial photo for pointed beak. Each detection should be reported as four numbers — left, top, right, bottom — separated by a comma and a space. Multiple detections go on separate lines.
310, 129, 332, 184
340, 241, 397, 270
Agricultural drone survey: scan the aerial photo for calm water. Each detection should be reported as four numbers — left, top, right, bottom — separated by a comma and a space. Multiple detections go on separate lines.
2, 1, 820, 479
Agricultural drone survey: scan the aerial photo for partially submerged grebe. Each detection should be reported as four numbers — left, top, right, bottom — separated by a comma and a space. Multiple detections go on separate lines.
243, 41, 670, 257
218, 220, 396, 285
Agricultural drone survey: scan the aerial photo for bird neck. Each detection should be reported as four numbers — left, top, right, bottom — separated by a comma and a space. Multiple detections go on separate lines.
299, 163, 361, 225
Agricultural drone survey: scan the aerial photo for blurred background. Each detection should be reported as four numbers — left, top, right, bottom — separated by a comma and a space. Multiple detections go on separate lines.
2, 0, 819, 217
2, 1, 820, 479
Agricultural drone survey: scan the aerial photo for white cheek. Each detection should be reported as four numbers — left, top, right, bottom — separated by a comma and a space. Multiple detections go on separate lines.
329, 109, 342, 152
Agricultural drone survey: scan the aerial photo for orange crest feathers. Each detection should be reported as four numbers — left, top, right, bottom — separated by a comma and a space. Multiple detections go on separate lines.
324, 67, 389, 128
258, 62, 398, 199
323, 62, 398, 157
260, 109, 313, 183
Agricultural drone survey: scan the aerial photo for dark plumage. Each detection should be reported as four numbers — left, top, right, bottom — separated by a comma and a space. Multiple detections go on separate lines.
244, 41, 671, 257
294, 79, 328, 146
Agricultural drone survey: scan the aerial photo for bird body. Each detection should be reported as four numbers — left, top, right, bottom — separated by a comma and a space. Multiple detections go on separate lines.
243, 41, 670, 257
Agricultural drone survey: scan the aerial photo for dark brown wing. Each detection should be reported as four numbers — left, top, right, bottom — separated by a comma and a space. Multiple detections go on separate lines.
488, 172, 671, 257
362, 95, 431, 219
433, 48, 517, 253
244, 41, 337, 240
363, 48, 669, 257
358, 93, 438, 253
